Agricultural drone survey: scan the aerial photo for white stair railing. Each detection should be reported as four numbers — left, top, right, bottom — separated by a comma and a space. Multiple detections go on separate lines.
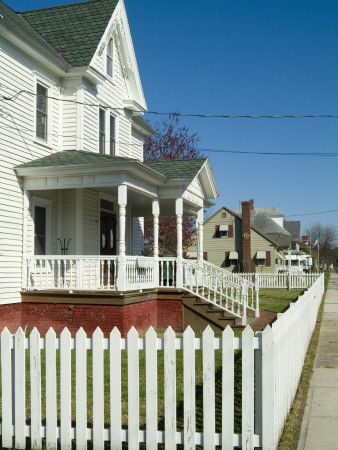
182, 259, 259, 325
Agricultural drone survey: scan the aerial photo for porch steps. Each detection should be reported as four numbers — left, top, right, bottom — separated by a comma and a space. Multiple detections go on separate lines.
182, 294, 242, 333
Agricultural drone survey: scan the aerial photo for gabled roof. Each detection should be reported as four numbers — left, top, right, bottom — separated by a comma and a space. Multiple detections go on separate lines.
203, 206, 281, 247
21, 0, 118, 67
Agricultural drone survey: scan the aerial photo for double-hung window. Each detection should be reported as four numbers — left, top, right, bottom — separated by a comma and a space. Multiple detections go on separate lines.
36, 83, 48, 141
110, 115, 116, 155
99, 108, 106, 154
107, 39, 113, 78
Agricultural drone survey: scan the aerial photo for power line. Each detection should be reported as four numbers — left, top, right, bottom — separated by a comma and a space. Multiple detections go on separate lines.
285, 209, 338, 217
0, 121, 336, 156
198, 147, 338, 157
1, 86, 338, 119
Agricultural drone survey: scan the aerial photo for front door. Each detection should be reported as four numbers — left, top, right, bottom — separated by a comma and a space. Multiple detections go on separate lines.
100, 211, 117, 256
100, 211, 117, 286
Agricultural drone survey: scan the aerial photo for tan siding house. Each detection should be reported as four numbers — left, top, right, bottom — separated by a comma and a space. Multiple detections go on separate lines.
188, 204, 286, 273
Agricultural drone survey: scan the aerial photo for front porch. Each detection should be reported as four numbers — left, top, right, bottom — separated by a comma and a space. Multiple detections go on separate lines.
14, 150, 258, 331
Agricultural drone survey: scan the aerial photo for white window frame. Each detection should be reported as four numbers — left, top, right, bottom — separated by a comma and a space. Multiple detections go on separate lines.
32, 196, 52, 255
106, 38, 114, 79
110, 114, 116, 156
220, 230, 228, 238
256, 258, 266, 267
35, 79, 52, 145
99, 108, 106, 154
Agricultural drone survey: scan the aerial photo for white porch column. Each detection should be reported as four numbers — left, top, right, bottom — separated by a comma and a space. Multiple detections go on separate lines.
76, 189, 84, 255
152, 200, 160, 258
152, 199, 160, 285
21, 187, 29, 288
117, 184, 127, 291
176, 197, 183, 287
197, 208, 204, 263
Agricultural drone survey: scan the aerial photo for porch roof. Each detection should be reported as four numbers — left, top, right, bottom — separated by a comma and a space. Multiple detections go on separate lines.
15, 150, 219, 209
16, 151, 207, 181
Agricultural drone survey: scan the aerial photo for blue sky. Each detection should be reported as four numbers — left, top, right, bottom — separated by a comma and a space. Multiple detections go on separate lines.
6, 0, 338, 235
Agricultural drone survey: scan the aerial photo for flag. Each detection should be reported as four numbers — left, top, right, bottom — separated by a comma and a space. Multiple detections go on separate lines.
314, 239, 318, 247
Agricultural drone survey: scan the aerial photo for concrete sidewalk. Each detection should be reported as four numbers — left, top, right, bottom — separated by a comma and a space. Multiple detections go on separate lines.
297, 271, 338, 450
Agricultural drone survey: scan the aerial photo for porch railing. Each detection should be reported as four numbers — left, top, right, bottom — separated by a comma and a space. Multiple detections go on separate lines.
24, 256, 178, 292
24, 256, 118, 291
182, 259, 259, 324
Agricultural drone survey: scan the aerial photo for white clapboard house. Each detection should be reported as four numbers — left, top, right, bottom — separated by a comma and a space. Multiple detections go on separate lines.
0, 0, 256, 333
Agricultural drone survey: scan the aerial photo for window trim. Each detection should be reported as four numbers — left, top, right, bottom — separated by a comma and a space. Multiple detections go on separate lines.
99, 108, 106, 154
110, 114, 116, 156
106, 38, 114, 78
256, 258, 266, 267
32, 196, 52, 255
35, 80, 51, 144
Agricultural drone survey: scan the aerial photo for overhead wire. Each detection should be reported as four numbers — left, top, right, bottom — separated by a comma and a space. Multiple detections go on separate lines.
1, 85, 338, 119
285, 209, 338, 218
1, 84, 337, 156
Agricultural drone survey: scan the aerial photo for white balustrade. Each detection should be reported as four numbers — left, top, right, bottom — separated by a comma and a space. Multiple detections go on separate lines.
24, 256, 118, 291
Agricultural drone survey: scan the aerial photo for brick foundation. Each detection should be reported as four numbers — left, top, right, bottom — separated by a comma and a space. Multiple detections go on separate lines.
0, 291, 183, 336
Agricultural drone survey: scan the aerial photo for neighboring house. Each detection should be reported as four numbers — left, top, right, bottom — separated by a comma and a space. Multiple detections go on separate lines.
0, 0, 219, 334
283, 248, 313, 272
284, 220, 302, 249
187, 200, 289, 273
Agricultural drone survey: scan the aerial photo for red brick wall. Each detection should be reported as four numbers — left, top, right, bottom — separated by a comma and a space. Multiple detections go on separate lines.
157, 299, 182, 331
0, 297, 183, 337
0, 303, 22, 333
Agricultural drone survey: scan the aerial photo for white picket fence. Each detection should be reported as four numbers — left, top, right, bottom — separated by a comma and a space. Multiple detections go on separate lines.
239, 272, 321, 290
0, 275, 324, 449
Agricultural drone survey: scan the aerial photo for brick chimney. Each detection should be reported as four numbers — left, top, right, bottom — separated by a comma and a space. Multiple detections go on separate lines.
241, 200, 256, 273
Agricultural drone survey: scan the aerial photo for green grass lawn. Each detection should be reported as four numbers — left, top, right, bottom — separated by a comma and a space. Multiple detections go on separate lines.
258, 288, 304, 313
0, 283, 317, 447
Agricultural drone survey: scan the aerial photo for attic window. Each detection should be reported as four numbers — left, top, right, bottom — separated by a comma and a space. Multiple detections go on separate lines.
107, 39, 113, 78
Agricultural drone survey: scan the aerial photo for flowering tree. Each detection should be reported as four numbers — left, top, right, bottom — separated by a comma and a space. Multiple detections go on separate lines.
143, 114, 202, 256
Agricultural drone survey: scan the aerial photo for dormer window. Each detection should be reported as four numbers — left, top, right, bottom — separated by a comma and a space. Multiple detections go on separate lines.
36, 83, 48, 141
107, 39, 113, 78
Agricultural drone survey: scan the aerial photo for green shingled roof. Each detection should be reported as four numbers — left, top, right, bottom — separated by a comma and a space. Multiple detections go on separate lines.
16, 150, 136, 168
143, 158, 207, 178
21, 0, 118, 67
16, 151, 207, 181
0, 1, 70, 64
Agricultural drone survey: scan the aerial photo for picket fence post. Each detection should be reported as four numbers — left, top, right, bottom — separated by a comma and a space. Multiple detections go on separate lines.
222, 326, 234, 449
30, 328, 42, 449
1, 328, 13, 448
164, 326, 176, 449
203, 326, 215, 449
183, 326, 195, 449
242, 326, 255, 449
262, 326, 275, 449
15, 327, 26, 449
75, 327, 87, 450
